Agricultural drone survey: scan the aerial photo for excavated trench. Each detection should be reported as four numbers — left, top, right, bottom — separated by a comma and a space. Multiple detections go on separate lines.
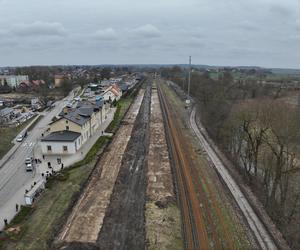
97, 82, 151, 249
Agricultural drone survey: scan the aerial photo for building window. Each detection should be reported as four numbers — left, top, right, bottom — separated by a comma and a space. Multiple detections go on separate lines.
66, 126, 69, 130
63, 146, 68, 152
47, 145, 52, 151
66, 120, 68, 124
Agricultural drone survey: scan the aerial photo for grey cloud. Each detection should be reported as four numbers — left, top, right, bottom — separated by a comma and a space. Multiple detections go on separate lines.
269, 3, 294, 17
131, 24, 162, 38
1, 0, 300, 67
12, 21, 67, 37
92, 28, 118, 40
238, 21, 259, 31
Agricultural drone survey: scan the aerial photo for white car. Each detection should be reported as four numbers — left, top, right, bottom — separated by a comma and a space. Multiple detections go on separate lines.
25, 157, 34, 172
16, 135, 24, 142
25, 157, 32, 164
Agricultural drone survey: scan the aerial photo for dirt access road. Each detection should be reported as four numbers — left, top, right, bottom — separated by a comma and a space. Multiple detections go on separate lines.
97, 82, 151, 249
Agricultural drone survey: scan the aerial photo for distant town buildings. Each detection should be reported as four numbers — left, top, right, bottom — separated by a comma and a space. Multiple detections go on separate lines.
0, 75, 29, 88
54, 74, 71, 87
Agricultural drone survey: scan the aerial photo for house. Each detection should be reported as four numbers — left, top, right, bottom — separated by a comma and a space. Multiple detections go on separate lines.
41, 101, 106, 155
0, 107, 15, 123
54, 74, 64, 87
102, 85, 122, 102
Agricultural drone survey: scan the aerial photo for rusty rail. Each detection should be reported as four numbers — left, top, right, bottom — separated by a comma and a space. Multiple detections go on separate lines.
157, 83, 210, 250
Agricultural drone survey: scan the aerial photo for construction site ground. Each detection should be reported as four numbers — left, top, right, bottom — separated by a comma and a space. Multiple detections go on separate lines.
160, 81, 258, 249
145, 83, 182, 250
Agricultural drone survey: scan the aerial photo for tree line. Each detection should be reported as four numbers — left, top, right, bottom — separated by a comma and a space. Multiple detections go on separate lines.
161, 67, 300, 249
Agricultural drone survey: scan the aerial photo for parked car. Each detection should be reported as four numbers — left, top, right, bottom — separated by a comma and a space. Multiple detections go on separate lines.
25, 157, 34, 172
16, 134, 24, 142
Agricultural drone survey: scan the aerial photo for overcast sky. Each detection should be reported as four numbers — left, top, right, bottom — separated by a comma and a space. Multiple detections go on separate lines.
0, 0, 300, 68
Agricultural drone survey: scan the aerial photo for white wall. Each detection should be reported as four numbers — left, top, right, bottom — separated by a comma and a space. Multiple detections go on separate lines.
41, 140, 80, 155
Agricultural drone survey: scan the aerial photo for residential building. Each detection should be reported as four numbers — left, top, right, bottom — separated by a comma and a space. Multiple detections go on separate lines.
0, 75, 29, 88
41, 101, 107, 155
102, 85, 122, 102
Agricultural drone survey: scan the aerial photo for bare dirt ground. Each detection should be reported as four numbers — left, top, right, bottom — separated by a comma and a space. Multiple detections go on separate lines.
55, 89, 145, 248
97, 83, 151, 249
145, 83, 182, 250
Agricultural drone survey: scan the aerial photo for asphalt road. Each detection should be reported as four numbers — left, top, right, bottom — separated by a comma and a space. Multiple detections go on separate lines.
0, 88, 79, 229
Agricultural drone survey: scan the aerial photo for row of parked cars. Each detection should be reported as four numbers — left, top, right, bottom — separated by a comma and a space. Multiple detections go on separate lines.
15, 131, 34, 171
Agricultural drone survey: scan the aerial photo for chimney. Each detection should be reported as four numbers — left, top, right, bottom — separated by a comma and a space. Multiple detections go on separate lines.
63, 107, 68, 115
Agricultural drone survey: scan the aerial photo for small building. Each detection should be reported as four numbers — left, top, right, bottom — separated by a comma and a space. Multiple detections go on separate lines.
89, 83, 98, 91
102, 85, 122, 102
24, 179, 45, 205
41, 130, 82, 155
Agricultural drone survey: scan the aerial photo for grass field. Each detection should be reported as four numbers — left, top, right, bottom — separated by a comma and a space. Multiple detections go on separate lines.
27, 115, 43, 132
105, 98, 133, 133
0, 115, 37, 160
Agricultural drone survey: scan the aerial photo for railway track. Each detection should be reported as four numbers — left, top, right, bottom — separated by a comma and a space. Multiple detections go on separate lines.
157, 83, 210, 250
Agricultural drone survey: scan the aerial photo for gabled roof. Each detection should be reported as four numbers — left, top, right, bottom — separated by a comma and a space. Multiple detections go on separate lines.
55, 101, 102, 126
41, 130, 80, 142
63, 111, 90, 126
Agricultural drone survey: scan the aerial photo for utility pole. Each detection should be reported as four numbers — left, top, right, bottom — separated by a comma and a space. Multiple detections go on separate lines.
185, 56, 192, 108
187, 56, 191, 98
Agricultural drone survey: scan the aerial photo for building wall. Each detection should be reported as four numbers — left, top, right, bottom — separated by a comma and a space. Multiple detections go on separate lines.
50, 118, 82, 134
41, 140, 78, 155
54, 78, 63, 87
80, 120, 91, 144
103, 91, 115, 102
49, 117, 93, 146
0, 75, 29, 88
90, 110, 101, 133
